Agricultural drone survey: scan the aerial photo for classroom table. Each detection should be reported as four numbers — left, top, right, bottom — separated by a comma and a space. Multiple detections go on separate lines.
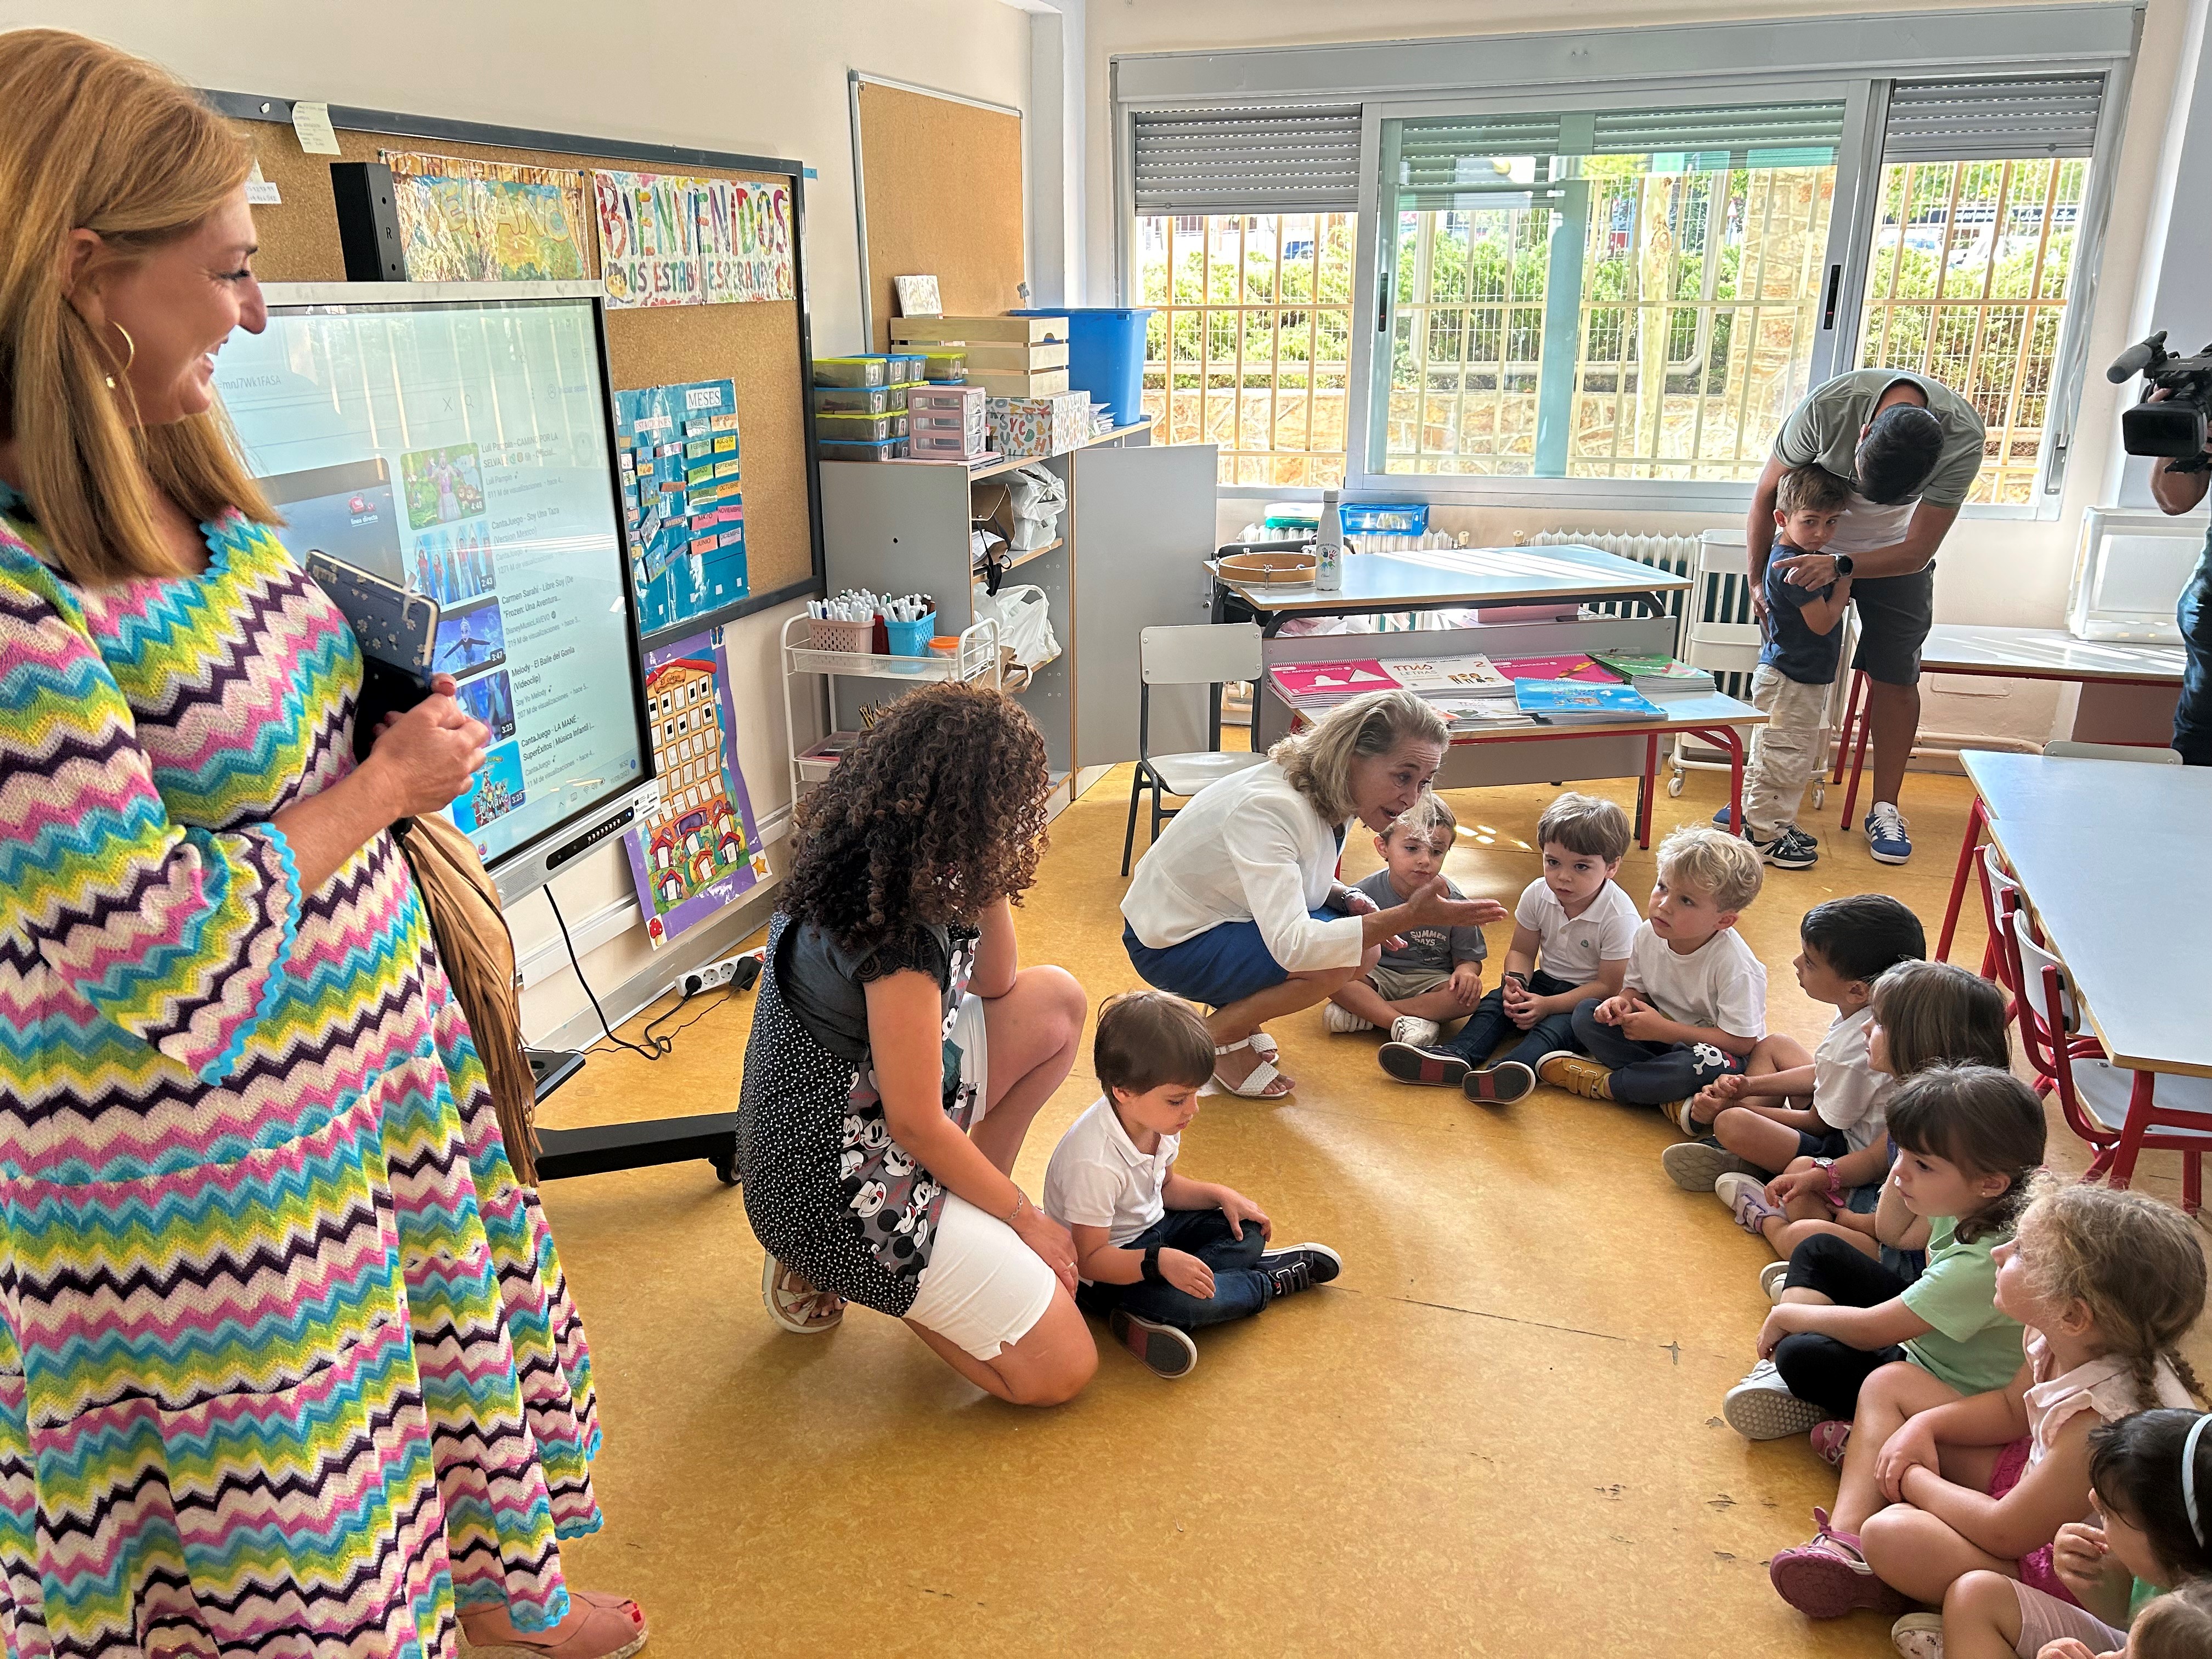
1948, 751, 2212, 1080
1835, 624, 2186, 826
1212, 542, 1691, 634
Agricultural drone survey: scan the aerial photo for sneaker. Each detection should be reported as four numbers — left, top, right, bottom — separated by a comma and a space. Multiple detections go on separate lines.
1537, 1052, 1613, 1100
1750, 824, 1820, 870
1657, 1096, 1709, 1138
1259, 1243, 1342, 1297
1324, 1002, 1375, 1034
1661, 1138, 1761, 1192
1463, 1060, 1537, 1104
1891, 1612, 1944, 1659
1390, 1015, 1442, 1048
1811, 1419, 1852, 1466
1108, 1308, 1197, 1378
1715, 1171, 1781, 1236
1723, 1359, 1825, 1440
1865, 802, 1912, 865
1378, 1041, 1467, 1088
1711, 805, 1737, 831
1760, 1260, 1791, 1302
1769, 1508, 1910, 1618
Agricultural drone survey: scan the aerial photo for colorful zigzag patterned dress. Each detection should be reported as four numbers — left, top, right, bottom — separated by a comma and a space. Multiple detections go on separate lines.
0, 498, 602, 1658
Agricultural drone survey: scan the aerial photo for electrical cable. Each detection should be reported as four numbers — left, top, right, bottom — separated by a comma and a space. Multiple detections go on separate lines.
544, 888, 668, 1062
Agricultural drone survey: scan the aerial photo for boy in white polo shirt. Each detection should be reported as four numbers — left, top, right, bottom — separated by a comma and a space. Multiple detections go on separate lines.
1043, 991, 1340, 1379
1379, 792, 1638, 1104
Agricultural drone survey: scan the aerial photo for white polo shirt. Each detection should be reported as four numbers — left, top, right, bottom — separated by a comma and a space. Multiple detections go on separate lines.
1042, 1096, 1178, 1258
1514, 877, 1640, 985
1813, 1005, 1891, 1152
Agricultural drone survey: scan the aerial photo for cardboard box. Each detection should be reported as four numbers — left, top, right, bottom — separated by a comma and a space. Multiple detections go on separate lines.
973, 368, 1071, 399
891, 313, 1066, 346
986, 391, 1089, 460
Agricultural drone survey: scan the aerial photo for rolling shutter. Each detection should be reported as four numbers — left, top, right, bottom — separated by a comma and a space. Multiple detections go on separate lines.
1131, 104, 1363, 214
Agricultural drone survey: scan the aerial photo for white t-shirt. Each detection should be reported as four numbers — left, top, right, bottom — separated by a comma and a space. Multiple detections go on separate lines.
1813, 1005, 1891, 1150
1042, 1096, 1179, 1259
1622, 922, 1768, 1040
1120, 761, 1365, 974
1514, 878, 1640, 986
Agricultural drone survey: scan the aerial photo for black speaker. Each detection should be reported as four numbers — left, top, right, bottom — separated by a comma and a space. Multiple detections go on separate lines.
330, 161, 407, 282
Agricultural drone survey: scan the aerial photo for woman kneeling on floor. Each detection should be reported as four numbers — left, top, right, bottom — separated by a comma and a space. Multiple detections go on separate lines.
1120, 688, 1505, 1097
737, 682, 1096, 1406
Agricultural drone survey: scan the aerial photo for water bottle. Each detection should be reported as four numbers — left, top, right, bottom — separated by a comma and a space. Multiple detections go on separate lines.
1314, 488, 1344, 591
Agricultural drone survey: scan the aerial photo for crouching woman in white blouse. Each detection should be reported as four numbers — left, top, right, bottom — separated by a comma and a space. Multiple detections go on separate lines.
1120, 689, 1504, 1097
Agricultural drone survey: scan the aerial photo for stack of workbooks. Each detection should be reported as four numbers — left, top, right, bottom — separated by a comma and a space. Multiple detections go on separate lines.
1377, 654, 1513, 701
1588, 650, 1716, 697
1514, 678, 1667, 724
1266, 659, 1400, 708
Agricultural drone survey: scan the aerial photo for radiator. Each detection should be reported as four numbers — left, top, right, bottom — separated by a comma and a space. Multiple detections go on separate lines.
1533, 527, 1753, 695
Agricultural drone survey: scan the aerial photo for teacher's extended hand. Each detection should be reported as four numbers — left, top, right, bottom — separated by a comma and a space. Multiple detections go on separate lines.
1403, 875, 1508, 932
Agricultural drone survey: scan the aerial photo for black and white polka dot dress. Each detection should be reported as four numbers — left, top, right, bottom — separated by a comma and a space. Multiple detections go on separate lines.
736, 912, 980, 1317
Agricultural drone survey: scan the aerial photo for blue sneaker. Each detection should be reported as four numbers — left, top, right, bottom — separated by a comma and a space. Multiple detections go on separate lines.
1864, 802, 1911, 865
1711, 805, 1737, 831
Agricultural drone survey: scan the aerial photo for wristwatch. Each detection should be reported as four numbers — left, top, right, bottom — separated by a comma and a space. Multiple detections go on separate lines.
1832, 554, 1855, 578
1141, 1246, 1165, 1284
1815, 1156, 1846, 1208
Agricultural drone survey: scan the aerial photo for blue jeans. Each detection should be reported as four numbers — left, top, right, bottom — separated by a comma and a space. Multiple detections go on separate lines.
1440, 969, 1583, 1068
2176, 551, 2212, 766
1075, 1210, 1270, 1331
1569, 997, 1742, 1107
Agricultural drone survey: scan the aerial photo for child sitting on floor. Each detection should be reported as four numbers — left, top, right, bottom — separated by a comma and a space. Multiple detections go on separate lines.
1724, 1064, 2043, 1446
1539, 824, 1765, 1120
1325, 792, 1487, 1048
1378, 791, 1637, 1105
1894, 1406, 2212, 1659
1770, 1181, 2207, 1621
1660, 892, 1926, 1192
1713, 960, 2012, 1278
1043, 991, 1341, 1380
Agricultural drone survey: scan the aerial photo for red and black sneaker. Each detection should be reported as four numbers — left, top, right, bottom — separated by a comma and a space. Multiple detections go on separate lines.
1377, 1041, 1468, 1087
1258, 1243, 1342, 1299
1108, 1308, 1197, 1378
1462, 1060, 1536, 1104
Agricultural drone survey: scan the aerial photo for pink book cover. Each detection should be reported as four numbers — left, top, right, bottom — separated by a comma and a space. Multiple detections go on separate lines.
1268, 659, 1399, 700
1489, 653, 1620, 684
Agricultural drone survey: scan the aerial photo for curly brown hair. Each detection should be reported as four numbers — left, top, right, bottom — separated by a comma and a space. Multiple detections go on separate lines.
780, 681, 1050, 949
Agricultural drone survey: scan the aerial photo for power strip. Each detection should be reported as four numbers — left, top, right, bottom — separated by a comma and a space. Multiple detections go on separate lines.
680, 948, 765, 1000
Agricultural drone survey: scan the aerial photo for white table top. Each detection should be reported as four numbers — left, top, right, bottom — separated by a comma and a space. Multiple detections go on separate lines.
1922, 624, 2185, 684
1215, 543, 1692, 614
1965, 750, 2212, 1076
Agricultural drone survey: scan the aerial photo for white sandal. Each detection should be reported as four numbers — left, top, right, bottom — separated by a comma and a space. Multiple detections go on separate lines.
762, 1256, 845, 1334
1212, 1036, 1294, 1098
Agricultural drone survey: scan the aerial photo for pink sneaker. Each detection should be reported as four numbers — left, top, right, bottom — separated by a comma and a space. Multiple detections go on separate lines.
1769, 1508, 1909, 1618
1810, 1420, 1851, 1465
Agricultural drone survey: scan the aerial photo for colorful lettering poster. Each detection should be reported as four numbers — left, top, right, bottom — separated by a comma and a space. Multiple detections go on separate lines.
380, 151, 589, 281
612, 378, 747, 636
592, 169, 794, 309
621, 625, 769, 949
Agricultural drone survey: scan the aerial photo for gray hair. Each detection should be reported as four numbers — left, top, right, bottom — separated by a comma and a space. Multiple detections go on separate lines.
1268, 689, 1448, 823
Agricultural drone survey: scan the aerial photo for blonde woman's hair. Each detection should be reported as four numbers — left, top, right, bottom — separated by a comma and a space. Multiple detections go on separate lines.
1269, 688, 1446, 823
1385, 789, 1455, 843
0, 28, 274, 583
1654, 823, 1764, 912
1869, 958, 2011, 1075
2016, 1179, 2209, 1413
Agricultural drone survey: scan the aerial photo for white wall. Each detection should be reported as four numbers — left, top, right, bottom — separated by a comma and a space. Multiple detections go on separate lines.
3, 0, 1034, 1037
1085, 0, 2202, 751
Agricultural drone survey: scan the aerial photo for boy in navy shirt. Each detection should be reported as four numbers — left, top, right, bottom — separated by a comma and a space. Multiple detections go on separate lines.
1727, 465, 1853, 869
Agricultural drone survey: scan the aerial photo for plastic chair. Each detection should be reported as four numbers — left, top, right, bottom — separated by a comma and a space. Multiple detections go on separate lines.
1974, 844, 2029, 1003
2041, 740, 2183, 763
1121, 622, 1268, 876
2012, 917, 2212, 1214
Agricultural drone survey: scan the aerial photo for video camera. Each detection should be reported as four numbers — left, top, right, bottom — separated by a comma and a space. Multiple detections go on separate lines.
2108, 331, 2212, 471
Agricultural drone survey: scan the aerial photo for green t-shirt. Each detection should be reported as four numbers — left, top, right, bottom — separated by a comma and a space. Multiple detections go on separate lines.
1901, 1216, 2025, 1393
1773, 369, 1988, 509
2131, 1578, 2160, 1623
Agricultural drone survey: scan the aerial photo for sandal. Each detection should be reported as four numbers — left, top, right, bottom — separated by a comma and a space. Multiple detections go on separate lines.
762, 1256, 845, 1334
460, 1592, 647, 1659
1211, 1036, 1294, 1098
1768, 1507, 1909, 1618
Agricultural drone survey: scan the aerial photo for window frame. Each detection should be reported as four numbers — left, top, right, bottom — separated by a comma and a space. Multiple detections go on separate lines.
1113, 13, 2137, 520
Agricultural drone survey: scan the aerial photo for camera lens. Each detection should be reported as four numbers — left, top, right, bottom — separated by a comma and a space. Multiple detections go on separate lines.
2121, 400, 2209, 459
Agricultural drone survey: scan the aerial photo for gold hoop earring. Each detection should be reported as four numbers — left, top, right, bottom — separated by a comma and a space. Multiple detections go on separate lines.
103, 321, 135, 390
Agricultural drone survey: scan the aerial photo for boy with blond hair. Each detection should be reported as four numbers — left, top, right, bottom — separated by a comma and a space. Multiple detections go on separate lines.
1541, 825, 1768, 1123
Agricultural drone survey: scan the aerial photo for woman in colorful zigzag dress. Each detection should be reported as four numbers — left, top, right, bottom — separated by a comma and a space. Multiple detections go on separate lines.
0, 30, 645, 1659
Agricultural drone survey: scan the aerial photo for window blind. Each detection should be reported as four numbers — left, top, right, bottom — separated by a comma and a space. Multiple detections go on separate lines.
1882, 76, 2106, 161
1131, 104, 1363, 213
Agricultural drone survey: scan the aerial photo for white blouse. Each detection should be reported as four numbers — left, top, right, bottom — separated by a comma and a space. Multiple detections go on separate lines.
1120, 761, 1365, 974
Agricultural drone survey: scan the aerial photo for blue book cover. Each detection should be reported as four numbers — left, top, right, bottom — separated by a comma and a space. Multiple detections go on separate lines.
1514, 678, 1665, 721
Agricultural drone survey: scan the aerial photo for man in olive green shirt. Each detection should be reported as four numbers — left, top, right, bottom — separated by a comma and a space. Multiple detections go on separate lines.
1745, 371, 1987, 866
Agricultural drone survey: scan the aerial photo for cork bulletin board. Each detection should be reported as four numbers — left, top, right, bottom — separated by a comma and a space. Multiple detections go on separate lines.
851, 76, 1025, 353
207, 94, 825, 619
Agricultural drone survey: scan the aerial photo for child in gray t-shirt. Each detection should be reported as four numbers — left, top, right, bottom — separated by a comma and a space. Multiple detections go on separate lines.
1324, 793, 1488, 1048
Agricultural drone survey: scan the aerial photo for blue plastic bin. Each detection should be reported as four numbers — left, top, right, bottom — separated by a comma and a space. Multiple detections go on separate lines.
1010, 308, 1153, 427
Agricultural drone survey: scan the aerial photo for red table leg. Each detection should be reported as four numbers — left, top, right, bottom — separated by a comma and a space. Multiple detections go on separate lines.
1831, 668, 1864, 786
1684, 729, 1748, 839
1935, 795, 1987, 963
1637, 731, 1658, 849
1839, 679, 1872, 828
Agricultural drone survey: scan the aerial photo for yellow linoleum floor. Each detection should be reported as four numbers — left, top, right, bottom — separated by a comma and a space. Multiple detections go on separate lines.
536, 764, 2210, 1657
